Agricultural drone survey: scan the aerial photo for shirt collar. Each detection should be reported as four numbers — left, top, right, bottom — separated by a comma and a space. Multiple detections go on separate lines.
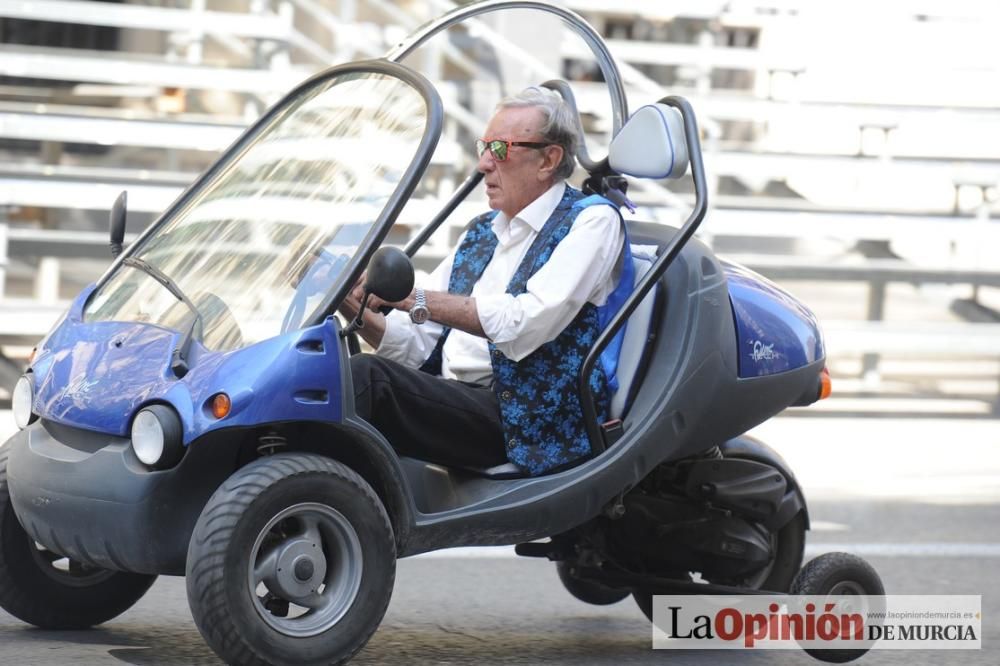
492, 181, 566, 238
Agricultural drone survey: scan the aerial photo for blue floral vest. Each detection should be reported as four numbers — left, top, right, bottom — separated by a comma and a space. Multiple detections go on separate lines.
419, 186, 619, 475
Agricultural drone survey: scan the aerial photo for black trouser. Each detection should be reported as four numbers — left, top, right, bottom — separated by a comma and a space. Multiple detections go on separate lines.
349, 355, 508, 469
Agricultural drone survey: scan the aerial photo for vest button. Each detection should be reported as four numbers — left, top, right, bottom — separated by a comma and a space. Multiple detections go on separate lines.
501, 390, 513, 401
508, 439, 517, 448
492, 349, 501, 358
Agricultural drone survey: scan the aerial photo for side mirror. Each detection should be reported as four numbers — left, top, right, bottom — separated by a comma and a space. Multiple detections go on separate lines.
109, 190, 128, 258
364, 246, 414, 303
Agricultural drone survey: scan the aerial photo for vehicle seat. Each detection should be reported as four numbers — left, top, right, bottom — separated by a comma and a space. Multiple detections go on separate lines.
607, 101, 687, 419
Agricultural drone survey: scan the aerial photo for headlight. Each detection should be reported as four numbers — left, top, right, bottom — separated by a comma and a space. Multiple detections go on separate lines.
12, 375, 37, 430
131, 405, 183, 469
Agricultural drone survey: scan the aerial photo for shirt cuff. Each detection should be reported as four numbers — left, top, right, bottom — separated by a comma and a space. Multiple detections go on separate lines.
375, 310, 412, 360
476, 292, 521, 344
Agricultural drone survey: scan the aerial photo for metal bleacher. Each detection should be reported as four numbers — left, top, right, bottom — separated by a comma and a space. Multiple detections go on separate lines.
1, 0, 999, 409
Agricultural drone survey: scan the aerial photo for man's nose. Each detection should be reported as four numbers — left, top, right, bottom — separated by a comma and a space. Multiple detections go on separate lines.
477, 149, 495, 172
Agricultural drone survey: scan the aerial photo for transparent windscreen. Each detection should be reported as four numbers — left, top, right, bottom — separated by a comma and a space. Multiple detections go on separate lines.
85, 71, 429, 351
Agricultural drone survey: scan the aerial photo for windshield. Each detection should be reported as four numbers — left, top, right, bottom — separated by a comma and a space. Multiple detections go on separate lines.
84, 69, 430, 351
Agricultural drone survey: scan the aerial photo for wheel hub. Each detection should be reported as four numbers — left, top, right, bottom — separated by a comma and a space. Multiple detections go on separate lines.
248, 502, 364, 637
263, 538, 327, 602
294, 556, 315, 582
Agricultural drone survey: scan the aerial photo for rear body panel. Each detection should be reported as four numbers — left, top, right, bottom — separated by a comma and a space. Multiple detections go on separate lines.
723, 261, 824, 379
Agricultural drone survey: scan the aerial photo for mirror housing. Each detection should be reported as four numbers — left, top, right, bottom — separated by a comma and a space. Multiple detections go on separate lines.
364, 246, 414, 303
109, 190, 128, 258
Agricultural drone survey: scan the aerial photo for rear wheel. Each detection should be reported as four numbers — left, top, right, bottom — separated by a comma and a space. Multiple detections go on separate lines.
186, 453, 395, 666
0, 448, 157, 629
791, 552, 884, 663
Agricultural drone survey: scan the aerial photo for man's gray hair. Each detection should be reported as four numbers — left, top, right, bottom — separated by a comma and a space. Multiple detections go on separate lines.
497, 87, 578, 180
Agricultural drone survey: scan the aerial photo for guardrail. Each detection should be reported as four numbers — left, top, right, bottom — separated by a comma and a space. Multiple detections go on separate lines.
0, 103, 245, 151
0, 44, 309, 95
0, 0, 293, 41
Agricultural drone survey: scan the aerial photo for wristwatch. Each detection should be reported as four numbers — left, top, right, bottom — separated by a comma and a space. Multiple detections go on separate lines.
409, 287, 430, 325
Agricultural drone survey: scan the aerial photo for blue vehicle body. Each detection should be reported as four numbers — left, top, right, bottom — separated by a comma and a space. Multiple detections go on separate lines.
27, 262, 823, 444
31, 286, 346, 443
724, 261, 825, 379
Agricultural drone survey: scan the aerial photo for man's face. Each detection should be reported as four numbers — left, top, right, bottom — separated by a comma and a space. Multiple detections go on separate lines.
478, 106, 562, 218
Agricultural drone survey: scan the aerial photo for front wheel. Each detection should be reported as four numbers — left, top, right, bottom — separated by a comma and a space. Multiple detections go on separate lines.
0, 448, 156, 629
186, 453, 396, 666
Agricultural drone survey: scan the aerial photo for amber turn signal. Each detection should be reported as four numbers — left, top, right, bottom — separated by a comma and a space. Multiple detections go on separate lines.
818, 367, 832, 400
211, 393, 232, 419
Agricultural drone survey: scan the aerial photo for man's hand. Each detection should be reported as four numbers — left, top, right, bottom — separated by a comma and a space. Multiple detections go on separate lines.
367, 288, 486, 338
338, 271, 367, 321
363, 289, 414, 314
337, 271, 390, 349
341, 276, 486, 344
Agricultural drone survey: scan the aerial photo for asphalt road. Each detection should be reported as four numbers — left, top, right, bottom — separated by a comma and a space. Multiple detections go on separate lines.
0, 411, 997, 665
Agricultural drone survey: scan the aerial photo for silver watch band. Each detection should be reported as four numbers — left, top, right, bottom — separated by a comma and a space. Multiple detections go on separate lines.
410, 287, 429, 324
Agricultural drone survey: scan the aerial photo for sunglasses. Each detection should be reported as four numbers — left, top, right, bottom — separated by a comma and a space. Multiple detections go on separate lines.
475, 138, 553, 162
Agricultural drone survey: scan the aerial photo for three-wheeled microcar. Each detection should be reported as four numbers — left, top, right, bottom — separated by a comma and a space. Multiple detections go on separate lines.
1, 1, 883, 664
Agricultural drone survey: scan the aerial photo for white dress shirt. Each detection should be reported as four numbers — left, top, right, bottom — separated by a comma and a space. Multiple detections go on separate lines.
377, 181, 624, 385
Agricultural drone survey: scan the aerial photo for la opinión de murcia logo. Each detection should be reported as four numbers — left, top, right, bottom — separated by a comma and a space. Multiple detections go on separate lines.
751, 340, 776, 362
653, 595, 982, 651
664, 602, 866, 648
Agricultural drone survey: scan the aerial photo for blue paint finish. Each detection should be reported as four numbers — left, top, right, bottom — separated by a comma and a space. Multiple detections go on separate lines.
31, 297, 345, 441
723, 261, 825, 378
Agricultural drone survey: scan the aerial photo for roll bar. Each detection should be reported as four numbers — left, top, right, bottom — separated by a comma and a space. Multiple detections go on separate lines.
403, 171, 482, 258
385, 0, 629, 136
579, 96, 708, 454
540, 79, 603, 174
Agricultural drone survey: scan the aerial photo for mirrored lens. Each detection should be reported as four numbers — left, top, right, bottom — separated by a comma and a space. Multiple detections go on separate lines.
489, 140, 508, 161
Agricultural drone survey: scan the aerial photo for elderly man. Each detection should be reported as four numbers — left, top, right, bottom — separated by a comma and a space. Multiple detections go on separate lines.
344, 87, 625, 476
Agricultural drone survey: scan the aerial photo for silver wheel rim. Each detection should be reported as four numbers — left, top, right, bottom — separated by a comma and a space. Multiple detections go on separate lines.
248, 502, 363, 637
826, 580, 873, 619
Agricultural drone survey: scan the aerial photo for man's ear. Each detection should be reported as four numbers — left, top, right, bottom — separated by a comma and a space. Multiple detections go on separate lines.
537, 144, 564, 180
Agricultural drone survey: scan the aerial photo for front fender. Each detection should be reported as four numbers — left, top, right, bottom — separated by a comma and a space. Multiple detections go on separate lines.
720, 434, 810, 531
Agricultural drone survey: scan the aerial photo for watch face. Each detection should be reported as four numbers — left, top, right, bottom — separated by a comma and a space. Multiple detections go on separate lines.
410, 306, 429, 325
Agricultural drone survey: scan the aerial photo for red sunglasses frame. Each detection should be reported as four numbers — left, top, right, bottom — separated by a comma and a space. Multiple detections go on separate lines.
475, 138, 554, 161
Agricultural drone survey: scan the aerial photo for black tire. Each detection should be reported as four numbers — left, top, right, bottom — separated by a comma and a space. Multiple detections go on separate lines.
186, 453, 396, 666
790, 552, 885, 664
556, 562, 630, 606
0, 447, 157, 629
